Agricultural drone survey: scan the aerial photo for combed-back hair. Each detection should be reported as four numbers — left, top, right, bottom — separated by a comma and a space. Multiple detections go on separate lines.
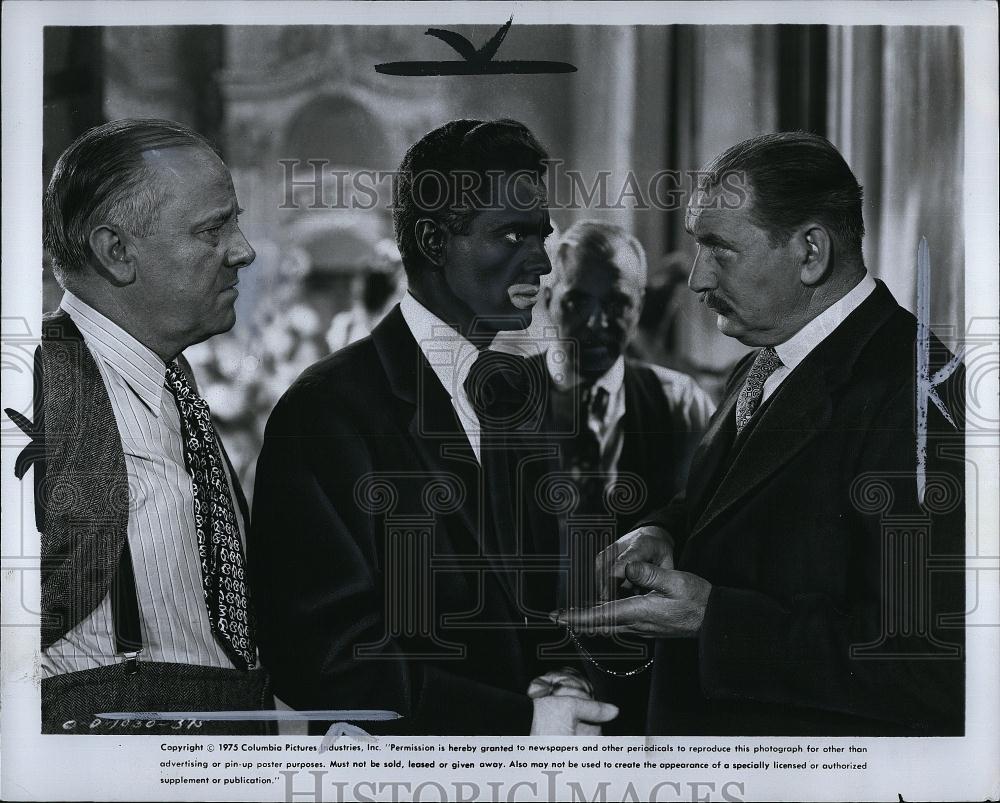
703, 131, 865, 258
551, 219, 648, 287
392, 118, 549, 275
44, 118, 220, 279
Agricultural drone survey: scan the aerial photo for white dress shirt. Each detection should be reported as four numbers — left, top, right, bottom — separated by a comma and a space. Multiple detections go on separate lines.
42, 292, 251, 676
544, 348, 717, 484
763, 272, 878, 403
400, 292, 486, 462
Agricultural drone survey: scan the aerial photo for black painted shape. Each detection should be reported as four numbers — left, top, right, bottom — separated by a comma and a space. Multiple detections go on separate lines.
375, 18, 577, 76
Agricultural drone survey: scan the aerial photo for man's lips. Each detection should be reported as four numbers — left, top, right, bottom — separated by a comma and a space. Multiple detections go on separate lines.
702, 293, 733, 316
508, 283, 540, 310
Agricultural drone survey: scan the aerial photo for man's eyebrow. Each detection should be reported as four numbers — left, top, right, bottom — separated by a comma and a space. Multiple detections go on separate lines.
193, 203, 239, 227
488, 215, 541, 232
687, 228, 734, 249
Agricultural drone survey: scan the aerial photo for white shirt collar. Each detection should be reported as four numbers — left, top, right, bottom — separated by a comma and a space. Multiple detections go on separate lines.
774, 272, 877, 371
60, 291, 167, 415
399, 291, 481, 400
545, 346, 625, 399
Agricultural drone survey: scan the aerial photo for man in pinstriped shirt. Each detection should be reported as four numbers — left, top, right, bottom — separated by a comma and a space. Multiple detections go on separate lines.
20, 118, 269, 734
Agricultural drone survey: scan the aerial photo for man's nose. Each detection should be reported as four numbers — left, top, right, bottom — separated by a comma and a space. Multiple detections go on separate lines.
687, 247, 716, 294
226, 228, 256, 269
526, 239, 552, 276
584, 303, 609, 331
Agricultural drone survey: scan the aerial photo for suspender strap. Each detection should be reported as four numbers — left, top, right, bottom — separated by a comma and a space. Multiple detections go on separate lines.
111, 540, 143, 673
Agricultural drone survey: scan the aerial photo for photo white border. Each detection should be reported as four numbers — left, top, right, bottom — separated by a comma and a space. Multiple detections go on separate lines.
2, 2, 997, 801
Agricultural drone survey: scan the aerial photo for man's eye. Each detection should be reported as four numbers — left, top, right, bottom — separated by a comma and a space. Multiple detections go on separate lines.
503, 231, 526, 245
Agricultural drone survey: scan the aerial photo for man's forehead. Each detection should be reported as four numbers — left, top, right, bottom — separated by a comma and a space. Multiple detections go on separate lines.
142, 145, 229, 182
563, 240, 643, 291
685, 183, 723, 223
141, 146, 237, 222
488, 172, 546, 208
471, 177, 549, 222
685, 187, 743, 234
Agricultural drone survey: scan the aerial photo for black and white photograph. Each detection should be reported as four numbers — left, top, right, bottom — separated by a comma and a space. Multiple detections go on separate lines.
1, 2, 997, 801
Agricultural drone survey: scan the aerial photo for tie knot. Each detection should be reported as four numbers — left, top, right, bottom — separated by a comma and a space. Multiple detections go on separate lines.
463, 350, 539, 429
752, 346, 783, 379
583, 385, 610, 422
165, 360, 196, 400
735, 346, 784, 435
166, 361, 212, 424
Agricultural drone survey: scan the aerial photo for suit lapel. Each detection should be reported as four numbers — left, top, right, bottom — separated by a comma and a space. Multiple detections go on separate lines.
683, 372, 742, 521
688, 280, 900, 541
691, 361, 830, 537
373, 307, 480, 538
372, 308, 521, 616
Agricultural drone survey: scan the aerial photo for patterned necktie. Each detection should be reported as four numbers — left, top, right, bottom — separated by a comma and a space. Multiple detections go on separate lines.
735, 346, 783, 435
165, 361, 256, 670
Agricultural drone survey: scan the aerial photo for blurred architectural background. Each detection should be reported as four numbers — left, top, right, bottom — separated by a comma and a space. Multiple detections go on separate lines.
43, 24, 964, 495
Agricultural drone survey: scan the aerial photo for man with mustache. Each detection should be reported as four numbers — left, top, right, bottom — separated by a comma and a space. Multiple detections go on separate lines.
10, 118, 268, 733
528, 220, 714, 733
558, 132, 965, 736
251, 119, 618, 735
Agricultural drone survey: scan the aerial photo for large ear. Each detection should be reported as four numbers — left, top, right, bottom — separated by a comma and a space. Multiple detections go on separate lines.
88, 225, 137, 286
414, 218, 448, 269
798, 224, 833, 286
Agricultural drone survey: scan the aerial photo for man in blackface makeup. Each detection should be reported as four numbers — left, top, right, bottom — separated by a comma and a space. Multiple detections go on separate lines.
251, 119, 619, 735
558, 132, 965, 736
11, 118, 268, 734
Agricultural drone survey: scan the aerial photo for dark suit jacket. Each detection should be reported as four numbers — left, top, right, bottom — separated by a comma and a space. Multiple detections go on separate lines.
641, 281, 965, 736
249, 306, 544, 735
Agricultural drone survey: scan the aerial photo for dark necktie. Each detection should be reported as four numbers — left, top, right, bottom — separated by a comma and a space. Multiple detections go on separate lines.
565, 384, 610, 516
166, 361, 256, 670
735, 346, 783, 435
463, 348, 532, 545
549, 382, 612, 608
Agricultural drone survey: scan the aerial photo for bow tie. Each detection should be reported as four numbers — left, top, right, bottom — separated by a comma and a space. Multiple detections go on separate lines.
463, 349, 539, 429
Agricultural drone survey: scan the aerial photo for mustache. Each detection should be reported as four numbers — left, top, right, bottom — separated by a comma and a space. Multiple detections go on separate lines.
701, 292, 734, 316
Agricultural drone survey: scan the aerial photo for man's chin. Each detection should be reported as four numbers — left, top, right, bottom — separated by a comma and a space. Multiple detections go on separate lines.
208, 307, 238, 338
715, 313, 742, 337
488, 308, 534, 332
716, 315, 769, 347
579, 347, 617, 378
